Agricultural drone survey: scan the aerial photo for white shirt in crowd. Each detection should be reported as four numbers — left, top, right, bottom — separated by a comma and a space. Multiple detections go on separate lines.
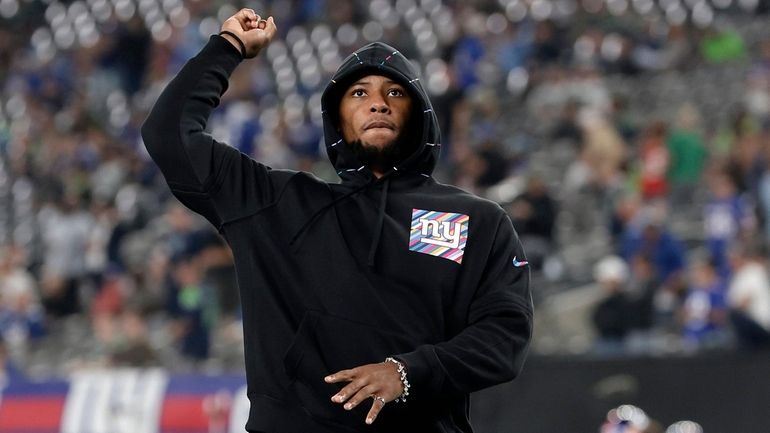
728, 261, 770, 330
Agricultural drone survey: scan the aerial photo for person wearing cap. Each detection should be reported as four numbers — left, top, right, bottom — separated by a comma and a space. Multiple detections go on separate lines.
142, 9, 532, 433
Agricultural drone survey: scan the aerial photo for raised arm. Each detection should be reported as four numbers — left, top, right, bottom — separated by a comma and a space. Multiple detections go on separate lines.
141, 10, 283, 228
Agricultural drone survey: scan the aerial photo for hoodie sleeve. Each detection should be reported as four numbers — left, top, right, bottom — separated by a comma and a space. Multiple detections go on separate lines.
394, 212, 533, 399
141, 35, 292, 229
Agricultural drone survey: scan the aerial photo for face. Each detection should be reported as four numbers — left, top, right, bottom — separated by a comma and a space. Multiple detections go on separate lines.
338, 75, 413, 150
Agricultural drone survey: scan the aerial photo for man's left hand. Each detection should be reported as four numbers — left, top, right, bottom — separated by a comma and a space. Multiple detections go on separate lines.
325, 361, 404, 424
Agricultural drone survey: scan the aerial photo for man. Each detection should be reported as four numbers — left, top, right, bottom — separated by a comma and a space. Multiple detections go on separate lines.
142, 9, 532, 433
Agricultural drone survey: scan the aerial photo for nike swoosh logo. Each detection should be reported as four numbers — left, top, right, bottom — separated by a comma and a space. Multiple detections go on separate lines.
512, 256, 529, 267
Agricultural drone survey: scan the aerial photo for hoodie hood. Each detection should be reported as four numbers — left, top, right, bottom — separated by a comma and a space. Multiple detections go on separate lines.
321, 42, 441, 185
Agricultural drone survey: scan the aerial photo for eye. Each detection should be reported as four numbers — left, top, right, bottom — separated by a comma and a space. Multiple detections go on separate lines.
388, 88, 405, 97
351, 88, 367, 97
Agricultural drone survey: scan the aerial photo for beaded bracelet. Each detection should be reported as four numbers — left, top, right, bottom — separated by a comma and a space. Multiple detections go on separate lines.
384, 357, 411, 403
218, 30, 246, 58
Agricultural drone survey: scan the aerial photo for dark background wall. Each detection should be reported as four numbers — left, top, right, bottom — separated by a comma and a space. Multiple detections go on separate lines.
471, 352, 769, 433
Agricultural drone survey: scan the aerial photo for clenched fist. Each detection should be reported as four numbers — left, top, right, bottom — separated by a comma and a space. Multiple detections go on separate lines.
220, 9, 277, 59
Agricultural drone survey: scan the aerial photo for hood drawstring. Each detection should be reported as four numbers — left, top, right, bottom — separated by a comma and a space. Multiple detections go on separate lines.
367, 177, 390, 267
289, 175, 392, 270
288, 180, 372, 249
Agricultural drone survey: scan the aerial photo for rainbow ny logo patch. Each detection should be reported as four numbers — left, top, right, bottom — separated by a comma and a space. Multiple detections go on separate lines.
409, 208, 470, 264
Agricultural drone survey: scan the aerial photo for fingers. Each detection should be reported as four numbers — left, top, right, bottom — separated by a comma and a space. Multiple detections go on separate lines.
326, 367, 378, 408
326, 364, 397, 425
237, 9, 275, 33
241, 8, 257, 21
241, 8, 259, 26
264, 16, 278, 38
326, 368, 359, 405
331, 378, 366, 405
229, 8, 259, 31
324, 368, 354, 384
366, 397, 387, 425
224, 9, 276, 37
343, 384, 378, 410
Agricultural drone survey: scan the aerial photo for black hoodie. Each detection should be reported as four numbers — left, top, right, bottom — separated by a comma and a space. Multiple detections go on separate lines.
142, 35, 533, 433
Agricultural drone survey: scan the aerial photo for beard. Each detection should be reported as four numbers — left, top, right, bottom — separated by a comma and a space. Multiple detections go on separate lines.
347, 131, 418, 174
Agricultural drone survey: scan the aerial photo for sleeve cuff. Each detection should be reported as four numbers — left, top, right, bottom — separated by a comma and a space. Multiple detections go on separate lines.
394, 345, 444, 399
193, 34, 244, 75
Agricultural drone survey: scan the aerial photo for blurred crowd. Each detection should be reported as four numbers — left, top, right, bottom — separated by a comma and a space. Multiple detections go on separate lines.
1, 0, 770, 376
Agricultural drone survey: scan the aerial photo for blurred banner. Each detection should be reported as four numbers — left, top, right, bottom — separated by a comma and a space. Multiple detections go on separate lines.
1, 352, 767, 432
0, 369, 248, 433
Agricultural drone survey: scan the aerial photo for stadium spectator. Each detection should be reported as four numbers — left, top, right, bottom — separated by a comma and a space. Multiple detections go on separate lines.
450, 13, 485, 91
632, 24, 692, 72
0, 336, 25, 387
0, 244, 45, 356
160, 203, 200, 263
701, 27, 748, 64
744, 39, 770, 119
637, 121, 670, 200
101, 16, 152, 96
666, 104, 708, 207
509, 174, 557, 269
195, 232, 238, 319
169, 252, 217, 362
724, 111, 764, 195
90, 268, 129, 354
531, 20, 564, 66
726, 243, 770, 349
626, 254, 659, 335
38, 192, 94, 317
581, 115, 628, 190
679, 258, 729, 351
610, 95, 640, 144
107, 303, 161, 367
132, 245, 171, 316
620, 207, 686, 290
610, 192, 642, 251
84, 199, 119, 289
550, 98, 583, 147
454, 142, 510, 194
756, 145, 770, 242
703, 170, 756, 277
592, 256, 633, 355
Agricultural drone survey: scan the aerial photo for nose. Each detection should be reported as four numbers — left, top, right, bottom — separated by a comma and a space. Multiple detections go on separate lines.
369, 99, 390, 114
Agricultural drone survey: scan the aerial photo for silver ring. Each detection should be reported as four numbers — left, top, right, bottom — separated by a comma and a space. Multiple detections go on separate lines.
372, 395, 386, 404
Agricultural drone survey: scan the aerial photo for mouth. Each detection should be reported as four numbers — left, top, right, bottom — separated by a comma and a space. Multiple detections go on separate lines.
364, 120, 395, 130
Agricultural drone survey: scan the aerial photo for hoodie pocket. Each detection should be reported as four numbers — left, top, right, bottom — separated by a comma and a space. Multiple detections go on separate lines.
282, 310, 414, 430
